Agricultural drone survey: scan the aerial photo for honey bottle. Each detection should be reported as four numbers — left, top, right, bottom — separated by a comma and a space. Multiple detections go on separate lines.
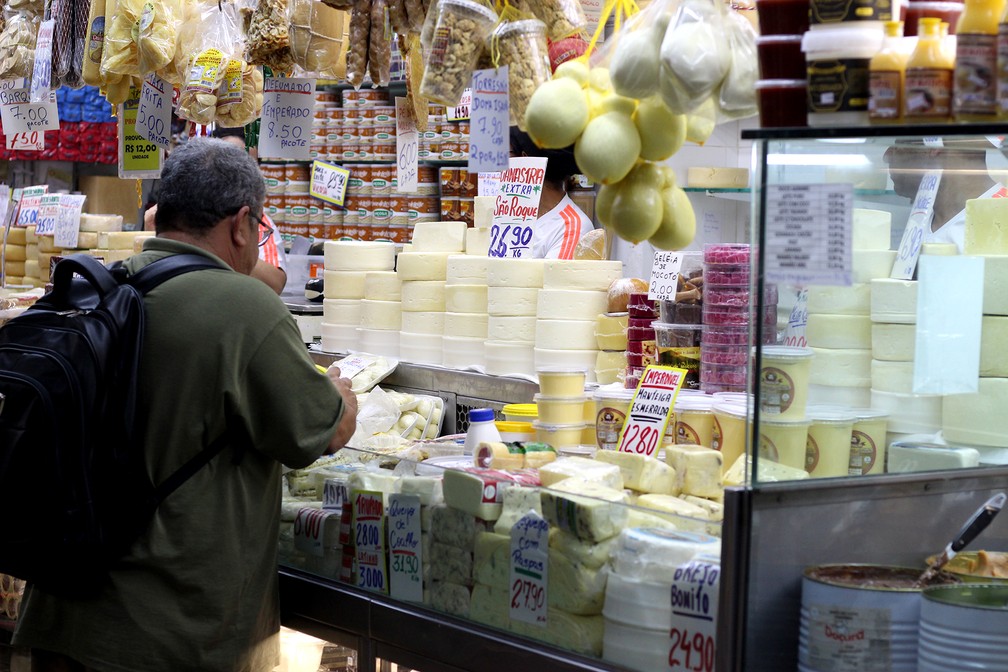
904, 17, 955, 122
870, 21, 909, 122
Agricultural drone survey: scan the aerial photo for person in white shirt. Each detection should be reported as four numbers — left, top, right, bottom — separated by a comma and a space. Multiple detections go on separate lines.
509, 127, 594, 259
884, 141, 1008, 252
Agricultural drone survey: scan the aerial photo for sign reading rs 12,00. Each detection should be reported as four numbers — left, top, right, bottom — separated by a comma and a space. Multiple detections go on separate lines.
258, 77, 316, 161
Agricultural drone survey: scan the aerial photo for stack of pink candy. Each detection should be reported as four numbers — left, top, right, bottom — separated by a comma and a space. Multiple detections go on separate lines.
625, 292, 658, 389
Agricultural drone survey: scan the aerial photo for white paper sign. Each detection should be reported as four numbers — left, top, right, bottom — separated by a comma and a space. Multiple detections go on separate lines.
0, 83, 59, 135
309, 159, 350, 206
669, 557, 720, 672
258, 77, 316, 160
468, 67, 509, 174
388, 494, 424, 603
353, 490, 387, 594
782, 287, 808, 347
764, 183, 853, 286
490, 157, 548, 258
891, 169, 941, 280
54, 194, 87, 249
449, 88, 472, 121
649, 251, 684, 300
29, 20, 54, 103
35, 193, 62, 237
14, 185, 47, 228
478, 172, 502, 197
5, 129, 44, 151
135, 75, 171, 150
617, 365, 685, 457
293, 507, 335, 558
395, 97, 418, 193
322, 477, 350, 511
509, 512, 549, 626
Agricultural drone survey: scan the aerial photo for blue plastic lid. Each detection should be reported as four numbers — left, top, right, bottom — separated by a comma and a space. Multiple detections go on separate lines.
469, 408, 496, 423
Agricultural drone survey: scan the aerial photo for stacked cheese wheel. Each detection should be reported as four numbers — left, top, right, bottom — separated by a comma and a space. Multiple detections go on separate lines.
29, 215, 148, 288
806, 209, 894, 409
443, 254, 490, 370
322, 240, 396, 354
2, 225, 30, 287
397, 222, 469, 366
485, 258, 545, 378
534, 260, 623, 383
463, 195, 494, 255
359, 271, 402, 358
595, 310, 629, 385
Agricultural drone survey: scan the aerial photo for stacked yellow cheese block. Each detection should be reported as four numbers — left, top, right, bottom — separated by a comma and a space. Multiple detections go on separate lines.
322, 240, 396, 353
485, 258, 545, 378
398, 222, 469, 366
534, 259, 623, 383
3, 225, 30, 286
595, 311, 629, 385
442, 254, 489, 370
806, 209, 892, 408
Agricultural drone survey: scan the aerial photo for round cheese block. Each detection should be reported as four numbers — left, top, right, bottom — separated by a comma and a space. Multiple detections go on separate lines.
852, 208, 891, 251
535, 319, 598, 350
488, 315, 537, 342
400, 332, 444, 366
487, 258, 545, 288
871, 323, 915, 361
3, 245, 26, 262
983, 256, 1008, 316
474, 195, 494, 229
445, 284, 488, 314
358, 327, 400, 359
609, 528, 721, 583
79, 213, 123, 233
853, 250, 897, 284
806, 283, 870, 316
446, 254, 490, 284
324, 270, 367, 299
397, 251, 450, 281
980, 316, 1008, 377
24, 225, 38, 244
534, 348, 599, 382
596, 313, 629, 351
323, 240, 396, 271
536, 288, 609, 320
488, 286, 539, 316
542, 259, 623, 291
401, 310, 445, 335
485, 340, 535, 377
442, 335, 486, 370
322, 298, 362, 325
942, 377, 1008, 447
360, 299, 402, 330
401, 280, 447, 312
364, 271, 401, 301
870, 278, 917, 324
870, 359, 915, 394
6, 226, 27, 246
321, 322, 359, 354
806, 314, 872, 349
809, 347, 872, 387
444, 311, 488, 338
872, 388, 942, 434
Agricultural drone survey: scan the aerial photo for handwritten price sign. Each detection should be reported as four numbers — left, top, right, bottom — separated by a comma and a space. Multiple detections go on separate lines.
0, 78, 59, 136
35, 194, 61, 237
293, 507, 334, 557
258, 77, 316, 160
668, 558, 720, 672
309, 160, 350, 206
395, 97, 418, 193
135, 75, 171, 150
617, 365, 686, 457
5, 130, 43, 151
387, 494, 423, 603
352, 490, 388, 594
649, 251, 684, 300
54, 194, 86, 249
29, 20, 54, 103
509, 512, 549, 626
14, 185, 47, 228
489, 157, 547, 259
468, 68, 509, 174
449, 88, 472, 121
891, 169, 942, 280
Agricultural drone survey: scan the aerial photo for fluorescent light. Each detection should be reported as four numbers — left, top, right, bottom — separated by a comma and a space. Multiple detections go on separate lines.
767, 153, 873, 167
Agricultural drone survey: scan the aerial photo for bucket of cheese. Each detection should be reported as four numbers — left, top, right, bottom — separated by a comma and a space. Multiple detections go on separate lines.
756, 345, 814, 420
757, 416, 810, 471
851, 408, 889, 475
805, 407, 856, 478
712, 401, 749, 472
674, 394, 715, 448
594, 384, 634, 451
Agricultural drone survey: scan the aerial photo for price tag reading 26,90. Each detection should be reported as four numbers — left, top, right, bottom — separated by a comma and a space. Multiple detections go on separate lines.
617, 365, 687, 457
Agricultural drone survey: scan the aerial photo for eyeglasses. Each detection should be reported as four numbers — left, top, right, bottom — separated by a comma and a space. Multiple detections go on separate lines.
252, 213, 274, 247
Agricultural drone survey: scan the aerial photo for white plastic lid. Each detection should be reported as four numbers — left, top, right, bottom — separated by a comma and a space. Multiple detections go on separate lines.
675, 395, 715, 412
852, 408, 891, 421
801, 25, 885, 56
537, 367, 589, 376
532, 420, 587, 430
533, 393, 588, 403
808, 407, 857, 424
759, 345, 815, 360
712, 400, 749, 418
759, 417, 812, 427
593, 383, 636, 402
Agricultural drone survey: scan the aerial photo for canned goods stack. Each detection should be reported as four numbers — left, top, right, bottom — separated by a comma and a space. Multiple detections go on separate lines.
261, 163, 287, 233
313, 91, 339, 161
285, 163, 312, 238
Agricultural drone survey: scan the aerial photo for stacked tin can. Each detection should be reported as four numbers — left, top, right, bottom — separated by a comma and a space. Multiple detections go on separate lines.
439, 167, 478, 226
700, 244, 778, 393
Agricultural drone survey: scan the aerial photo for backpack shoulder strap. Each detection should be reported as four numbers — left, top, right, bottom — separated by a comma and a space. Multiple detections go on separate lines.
126, 253, 225, 296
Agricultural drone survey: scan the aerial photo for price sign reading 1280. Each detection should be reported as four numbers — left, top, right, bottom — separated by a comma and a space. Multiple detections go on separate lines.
617, 365, 687, 457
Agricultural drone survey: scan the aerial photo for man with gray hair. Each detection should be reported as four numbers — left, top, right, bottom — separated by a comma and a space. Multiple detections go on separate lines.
13, 138, 358, 672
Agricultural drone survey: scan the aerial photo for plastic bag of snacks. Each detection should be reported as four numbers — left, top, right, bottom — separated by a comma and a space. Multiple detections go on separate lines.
0, 12, 41, 81
368, 0, 392, 87
176, 4, 242, 125
245, 0, 295, 74
489, 18, 551, 128
524, 0, 585, 41
81, 0, 108, 86
101, 0, 178, 77
290, 0, 349, 79
215, 61, 264, 127
419, 0, 498, 106
346, 0, 371, 88
159, 0, 213, 87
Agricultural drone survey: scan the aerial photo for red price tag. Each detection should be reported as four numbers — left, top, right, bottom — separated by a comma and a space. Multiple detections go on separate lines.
617, 365, 687, 457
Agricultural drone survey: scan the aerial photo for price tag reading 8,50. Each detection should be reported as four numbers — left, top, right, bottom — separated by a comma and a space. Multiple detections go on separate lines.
617, 365, 687, 457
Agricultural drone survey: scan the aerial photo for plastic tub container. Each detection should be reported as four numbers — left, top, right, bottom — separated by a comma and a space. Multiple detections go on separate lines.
850, 408, 889, 475
805, 408, 856, 478
758, 417, 811, 470
756, 345, 814, 420
701, 362, 749, 387
534, 394, 588, 424
756, 79, 810, 128
502, 403, 538, 423
537, 368, 587, 396
594, 385, 634, 451
419, 0, 499, 106
533, 420, 586, 448
674, 394, 715, 447
704, 243, 750, 264
757, 34, 807, 80
703, 324, 750, 345
702, 344, 750, 366
703, 262, 750, 286
802, 26, 885, 127
495, 420, 535, 442
712, 401, 749, 471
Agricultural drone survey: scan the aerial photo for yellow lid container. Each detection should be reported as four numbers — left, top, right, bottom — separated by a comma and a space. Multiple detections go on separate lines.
502, 403, 538, 422
495, 420, 535, 442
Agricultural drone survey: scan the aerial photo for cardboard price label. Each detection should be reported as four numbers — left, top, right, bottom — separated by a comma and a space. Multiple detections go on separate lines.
0, 79, 59, 135
649, 250, 684, 300
293, 507, 334, 558
54, 194, 87, 249
395, 97, 419, 193
29, 20, 54, 103
119, 86, 162, 177
467, 68, 509, 174
14, 185, 47, 228
509, 512, 549, 627
258, 77, 316, 160
322, 477, 350, 511
135, 75, 171, 150
617, 365, 687, 457
309, 160, 350, 206
387, 494, 423, 603
352, 490, 388, 594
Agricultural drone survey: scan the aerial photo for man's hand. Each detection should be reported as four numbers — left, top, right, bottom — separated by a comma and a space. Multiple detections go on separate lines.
326, 365, 358, 452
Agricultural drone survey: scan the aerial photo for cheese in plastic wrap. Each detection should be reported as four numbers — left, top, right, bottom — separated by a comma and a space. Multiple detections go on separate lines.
537, 456, 624, 490
548, 550, 607, 615
540, 479, 629, 543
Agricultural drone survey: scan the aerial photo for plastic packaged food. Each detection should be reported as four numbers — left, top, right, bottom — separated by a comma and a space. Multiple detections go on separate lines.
176, 6, 241, 125
419, 0, 498, 106
101, 0, 178, 76
215, 62, 264, 127
491, 19, 551, 127
346, 0, 371, 88
0, 13, 41, 81
369, 0, 392, 86
290, 0, 349, 79
525, 0, 586, 40
245, 0, 295, 74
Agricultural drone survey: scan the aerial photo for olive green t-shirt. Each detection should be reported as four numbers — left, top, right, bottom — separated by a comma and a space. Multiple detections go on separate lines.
14, 239, 344, 672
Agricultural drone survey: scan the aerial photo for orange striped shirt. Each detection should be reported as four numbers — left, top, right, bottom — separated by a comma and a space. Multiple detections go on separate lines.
258, 213, 285, 270
532, 195, 592, 259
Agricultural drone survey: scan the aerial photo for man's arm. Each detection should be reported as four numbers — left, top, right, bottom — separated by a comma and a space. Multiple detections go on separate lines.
326, 366, 358, 453
251, 260, 287, 295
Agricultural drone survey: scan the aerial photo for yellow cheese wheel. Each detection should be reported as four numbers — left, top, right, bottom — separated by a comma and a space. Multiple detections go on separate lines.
4, 245, 27, 262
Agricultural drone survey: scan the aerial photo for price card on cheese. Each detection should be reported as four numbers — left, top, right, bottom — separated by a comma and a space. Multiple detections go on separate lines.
668, 556, 720, 672
467, 67, 509, 175
617, 365, 687, 457
0, 78, 59, 136
649, 251, 684, 300
510, 511, 549, 627
764, 183, 852, 286
891, 169, 942, 280
449, 88, 472, 121
35, 193, 61, 237
309, 159, 350, 206
352, 490, 388, 594
387, 494, 423, 603
14, 185, 47, 228
489, 157, 547, 258
259, 77, 316, 160
293, 507, 335, 558
54, 194, 86, 249
395, 97, 419, 193
135, 74, 171, 151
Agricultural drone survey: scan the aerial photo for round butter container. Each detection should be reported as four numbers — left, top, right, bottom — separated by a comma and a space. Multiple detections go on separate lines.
712, 401, 749, 472
805, 408, 856, 478
851, 408, 889, 475
919, 584, 1008, 672
594, 384, 634, 451
537, 367, 587, 396
534, 394, 588, 424
756, 345, 814, 421
502, 403, 538, 423
495, 420, 535, 442
675, 395, 715, 447
533, 420, 586, 448
758, 417, 811, 471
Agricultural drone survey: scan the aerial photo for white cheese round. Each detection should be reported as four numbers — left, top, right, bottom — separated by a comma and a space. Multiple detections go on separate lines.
871, 323, 915, 361
488, 286, 539, 316
322, 298, 362, 324
444, 311, 488, 338
536, 319, 598, 350
409, 221, 467, 253
401, 310, 445, 334
324, 240, 396, 271
872, 388, 942, 434
464, 227, 491, 256
542, 259, 623, 290
397, 251, 450, 281
870, 278, 917, 323
487, 258, 545, 288
870, 359, 915, 394
321, 322, 359, 353
534, 348, 600, 381
401, 280, 447, 312
806, 283, 870, 315
324, 270, 367, 299
79, 213, 123, 233
446, 254, 489, 284
485, 340, 535, 377
474, 195, 494, 229
364, 271, 401, 301
442, 335, 486, 370
809, 347, 872, 387
806, 314, 872, 349
360, 299, 402, 330
358, 327, 400, 359
981, 316, 1008, 377
596, 313, 629, 351
399, 332, 444, 366
488, 315, 537, 342
537, 288, 609, 320
942, 377, 1008, 447
445, 284, 488, 314
982, 255, 1008, 316
852, 208, 891, 251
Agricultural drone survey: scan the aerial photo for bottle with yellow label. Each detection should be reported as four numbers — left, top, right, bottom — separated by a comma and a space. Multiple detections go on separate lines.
869, 21, 909, 122
904, 17, 955, 121
954, 0, 1006, 120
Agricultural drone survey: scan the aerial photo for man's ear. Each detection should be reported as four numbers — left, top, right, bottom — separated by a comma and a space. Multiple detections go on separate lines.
230, 206, 252, 247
